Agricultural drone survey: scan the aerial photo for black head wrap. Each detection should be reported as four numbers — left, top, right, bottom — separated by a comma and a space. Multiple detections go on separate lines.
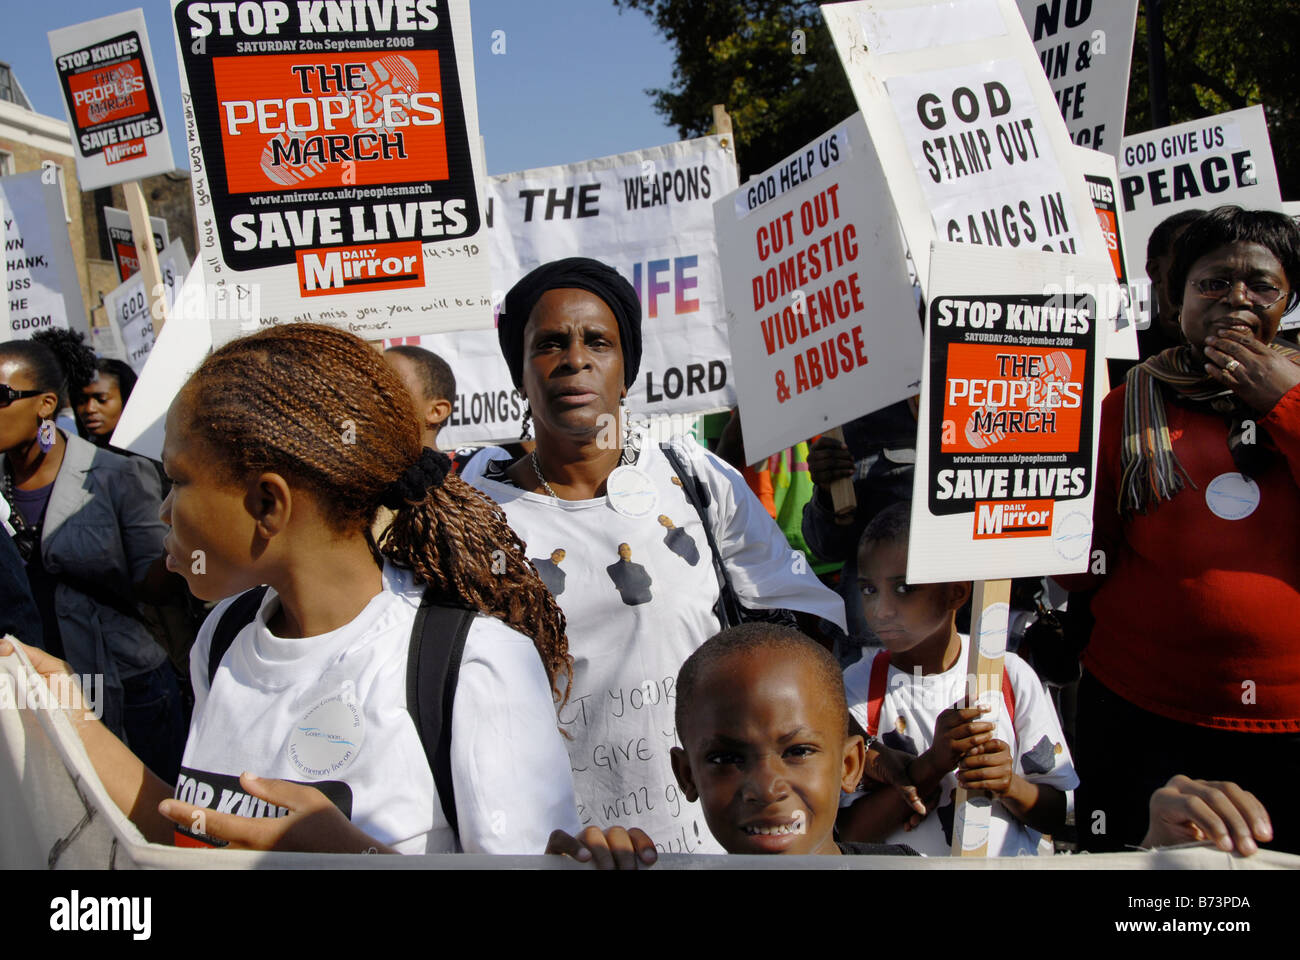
498, 257, 642, 390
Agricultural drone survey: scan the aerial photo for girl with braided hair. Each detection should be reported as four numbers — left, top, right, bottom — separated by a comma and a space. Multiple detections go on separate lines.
4, 323, 579, 855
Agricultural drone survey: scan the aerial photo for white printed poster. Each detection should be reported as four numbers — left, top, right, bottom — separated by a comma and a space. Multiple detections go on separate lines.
171, 0, 492, 344
1, 170, 87, 338
1118, 106, 1283, 284
1075, 145, 1137, 359
103, 206, 169, 283
101, 238, 190, 372
909, 243, 1110, 583
405, 135, 739, 446
1014, 0, 1138, 155
823, 0, 1109, 299
48, 8, 176, 191
714, 115, 922, 461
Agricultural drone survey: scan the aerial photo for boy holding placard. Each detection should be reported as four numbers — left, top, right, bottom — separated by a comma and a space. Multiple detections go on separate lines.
838, 503, 1077, 856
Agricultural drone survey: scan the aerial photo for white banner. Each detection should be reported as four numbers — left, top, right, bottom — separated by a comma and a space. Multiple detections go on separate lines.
714, 115, 922, 462
171, 0, 492, 345
406, 135, 739, 447
823, 0, 1109, 301
909, 243, 1111, 583
1118, 106, 1283, 285
101, 238, 190, 372
48, 8, 176, 191
1, 170, 88, 339
1014, 0, 1138, 155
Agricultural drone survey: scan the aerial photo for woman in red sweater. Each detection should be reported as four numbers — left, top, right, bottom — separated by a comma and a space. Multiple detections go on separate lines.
1063, 206, 1300, 854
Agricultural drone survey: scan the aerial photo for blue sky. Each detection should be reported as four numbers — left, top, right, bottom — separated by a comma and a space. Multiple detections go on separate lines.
6, 0, 679, 174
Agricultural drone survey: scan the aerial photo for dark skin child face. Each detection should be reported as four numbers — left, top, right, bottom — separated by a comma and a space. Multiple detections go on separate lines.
1180, 242, 1291, 360
670, 650, 864, 856
520, 288, 626, 443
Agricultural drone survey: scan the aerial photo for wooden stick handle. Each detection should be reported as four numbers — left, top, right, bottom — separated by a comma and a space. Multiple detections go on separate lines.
950, 578, 1012, 858
823, 425, 858, 524
123, 180, 167, 339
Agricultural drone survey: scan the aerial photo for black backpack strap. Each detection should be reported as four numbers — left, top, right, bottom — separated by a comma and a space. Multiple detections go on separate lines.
206, 585, 269, 690
660, 442, 744, 628
406, 588, 476, 841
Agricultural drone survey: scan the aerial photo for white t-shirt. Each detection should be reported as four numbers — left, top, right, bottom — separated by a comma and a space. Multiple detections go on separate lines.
178, 564, 580, 854
471, 433, 847, 854
842, 635, 1078, 857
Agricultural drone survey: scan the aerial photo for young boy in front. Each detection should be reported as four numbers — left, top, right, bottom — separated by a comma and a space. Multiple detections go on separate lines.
838, 502, 1077, 856
545, 623, 919, 866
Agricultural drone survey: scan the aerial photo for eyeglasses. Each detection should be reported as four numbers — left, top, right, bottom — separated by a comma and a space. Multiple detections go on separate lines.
1192, 277, 1288, 309
0, 385, 45, 408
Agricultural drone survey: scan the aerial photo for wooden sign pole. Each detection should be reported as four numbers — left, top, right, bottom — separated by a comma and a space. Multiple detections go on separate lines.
950, 577, 1011, 857
822, 425, 859, 523
122, 180, 167, 339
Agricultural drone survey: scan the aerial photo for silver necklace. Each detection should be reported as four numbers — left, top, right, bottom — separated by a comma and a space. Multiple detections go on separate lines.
531, 438, 635, 500
530, 450, 560, 499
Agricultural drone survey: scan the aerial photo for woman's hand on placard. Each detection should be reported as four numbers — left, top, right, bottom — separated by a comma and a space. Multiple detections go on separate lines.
158, 772, 396, 854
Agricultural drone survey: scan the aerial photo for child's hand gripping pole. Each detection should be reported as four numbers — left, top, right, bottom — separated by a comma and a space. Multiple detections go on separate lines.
950, 579, 1011, 857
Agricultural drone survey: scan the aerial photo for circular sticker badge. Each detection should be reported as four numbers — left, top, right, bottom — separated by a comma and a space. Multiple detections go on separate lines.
1052, 510, 1093, 562
977, 602, 1010, 659
953, 794, 991, 852
605, 465, 659, 519
1205, 472, 1261, 521
288, 688, 365, 780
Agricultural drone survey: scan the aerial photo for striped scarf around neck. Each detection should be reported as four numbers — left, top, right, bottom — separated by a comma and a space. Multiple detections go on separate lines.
1119, 342, 1300, 517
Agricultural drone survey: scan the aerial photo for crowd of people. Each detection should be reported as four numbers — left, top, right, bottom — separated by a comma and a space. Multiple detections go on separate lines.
1, 204, 1295, 865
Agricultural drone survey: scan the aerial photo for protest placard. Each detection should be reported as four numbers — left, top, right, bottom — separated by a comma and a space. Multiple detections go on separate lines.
48, 9, 175, 192
1075, 145, 1137, 359
409, 134, 739, 446
1118, 105, 1283, 286
713, 114, 922, 463
822, 0, 1110, 301
104, 206, 169, 283
1014, 0, 1138, 155
1, 170, 88, 339
101, 238, 190, 372
171, 0, 491, 344
908, 243, 1110, 584
111, 259, 213, 461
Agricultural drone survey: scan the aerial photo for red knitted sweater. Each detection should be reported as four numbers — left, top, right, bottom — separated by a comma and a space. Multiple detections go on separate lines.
1059, 381, 1300, 732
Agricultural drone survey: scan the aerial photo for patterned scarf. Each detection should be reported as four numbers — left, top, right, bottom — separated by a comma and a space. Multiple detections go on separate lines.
1119, 342, 1300, 517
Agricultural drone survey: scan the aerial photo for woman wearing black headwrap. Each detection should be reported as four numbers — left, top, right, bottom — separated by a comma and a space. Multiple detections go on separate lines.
471, 257, 847, 855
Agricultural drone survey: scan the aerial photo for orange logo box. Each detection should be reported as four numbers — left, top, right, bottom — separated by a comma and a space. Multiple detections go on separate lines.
213, 51, 448, 195
296, 241, 425, 297
973, 499, 1055, 539
104, 138, 147, 164
68, 59, 148, 128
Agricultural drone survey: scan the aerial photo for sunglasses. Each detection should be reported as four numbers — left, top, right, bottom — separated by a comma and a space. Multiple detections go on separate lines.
1192, 277, 1288, 309
0, 385, 45, 408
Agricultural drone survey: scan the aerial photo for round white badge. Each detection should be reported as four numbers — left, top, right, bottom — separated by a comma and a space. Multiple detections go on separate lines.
605, 465, 659, 519
976, 602, 1010, 659
288, 690, 365, 779
1205, 472, 1261, 521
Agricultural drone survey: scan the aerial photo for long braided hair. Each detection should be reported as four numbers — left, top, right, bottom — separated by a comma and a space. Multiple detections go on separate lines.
178, 323, 571, 704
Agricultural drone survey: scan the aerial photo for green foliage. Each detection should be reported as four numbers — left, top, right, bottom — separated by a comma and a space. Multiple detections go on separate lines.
612, 1, 856, 178
620, 1, 1298, 199
1126, 1, 1300, 198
